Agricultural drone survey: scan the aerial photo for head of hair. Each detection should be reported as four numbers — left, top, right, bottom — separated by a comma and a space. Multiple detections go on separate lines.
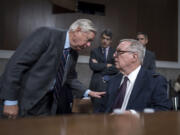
69, 19, 96, 33
119, 39, 145, 64
137, 32, 148, 40
101, 29, 112, 39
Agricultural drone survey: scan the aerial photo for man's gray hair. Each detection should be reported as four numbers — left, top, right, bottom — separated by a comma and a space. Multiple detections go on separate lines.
69, 19, 96, 33
120, 39, 145, 64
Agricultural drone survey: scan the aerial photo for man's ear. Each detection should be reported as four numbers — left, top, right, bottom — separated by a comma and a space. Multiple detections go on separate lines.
132, 53, 138, 61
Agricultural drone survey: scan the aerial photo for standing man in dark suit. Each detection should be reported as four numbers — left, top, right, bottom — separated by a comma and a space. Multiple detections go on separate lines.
0, 19, 105, 119
137, 32, 156, 72
99, 39, 171, 113
89, 29, 118, 112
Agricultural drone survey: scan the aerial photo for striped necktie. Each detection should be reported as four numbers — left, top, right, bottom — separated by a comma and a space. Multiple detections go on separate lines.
102, 48, 106, 62
113, 76, 128, 109
53, 48, 71, 112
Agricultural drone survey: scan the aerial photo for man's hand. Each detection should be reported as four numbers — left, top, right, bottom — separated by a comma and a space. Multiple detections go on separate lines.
92, 59, 98, 63
88, 91, 106, 98
3, 105, 19, 119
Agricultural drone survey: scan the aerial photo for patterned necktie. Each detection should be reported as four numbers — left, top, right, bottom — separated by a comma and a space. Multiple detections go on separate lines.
113, 76, 128, 109
102, 48, 106, 62
53, 48, 71, 111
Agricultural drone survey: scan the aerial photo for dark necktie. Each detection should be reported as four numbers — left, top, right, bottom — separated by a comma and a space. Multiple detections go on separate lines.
112, 76, 128, 109
53, 48, 70, 112
102, 48, 106, 62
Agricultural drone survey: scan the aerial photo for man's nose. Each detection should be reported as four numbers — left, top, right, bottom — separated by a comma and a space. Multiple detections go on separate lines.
113, 52, 116, 58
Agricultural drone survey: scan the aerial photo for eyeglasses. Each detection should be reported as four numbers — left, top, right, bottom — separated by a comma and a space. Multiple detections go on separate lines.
115, 50, 135, 55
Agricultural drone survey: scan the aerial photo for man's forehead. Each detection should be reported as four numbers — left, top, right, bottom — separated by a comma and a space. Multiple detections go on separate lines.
119, 41, 131, 48
102, 34, 111, 38
137, 34, 147, 40
137, 34, 145, 37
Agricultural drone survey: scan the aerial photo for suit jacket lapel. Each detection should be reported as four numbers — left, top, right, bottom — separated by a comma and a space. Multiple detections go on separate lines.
62, 54, 71, 85
127, 68, 146, 108
56, 31, 67, 72
62, 49, 78, 85
143, 51, 148, 66
98, 46, 106, 62
106, 47, 112, 62
108, 74, 123, 111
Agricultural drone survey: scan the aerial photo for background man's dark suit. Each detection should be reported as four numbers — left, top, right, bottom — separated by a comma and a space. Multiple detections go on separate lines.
89, 46, 118, 112
136, 32, 156, 72
0, 76, 2, 115
100, 67, 172, 113
143, 49, 156, 71
0, 27, 86, 116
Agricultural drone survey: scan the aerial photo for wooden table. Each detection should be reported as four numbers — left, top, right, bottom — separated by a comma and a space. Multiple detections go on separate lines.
0, 111, 179, 135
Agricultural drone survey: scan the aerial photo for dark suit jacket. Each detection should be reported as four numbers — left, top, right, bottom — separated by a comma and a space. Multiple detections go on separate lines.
89, 46, 118, 90
0, 27, 86, 116
99, 67, 172, 113
143, 49, 156, 72
89, 46, 118, 112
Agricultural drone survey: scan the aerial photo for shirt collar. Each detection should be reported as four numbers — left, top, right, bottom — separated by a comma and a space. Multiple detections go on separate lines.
64, 31, 70, 49
102, 46, 110, 50
125, 65, 141, 83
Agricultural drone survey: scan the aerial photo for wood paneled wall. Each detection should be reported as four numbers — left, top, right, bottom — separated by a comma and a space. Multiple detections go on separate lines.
137, 0, 178, 61
0, 0, 178, 61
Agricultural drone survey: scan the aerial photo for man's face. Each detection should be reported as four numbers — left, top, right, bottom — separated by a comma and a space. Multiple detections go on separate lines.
137, 34, 148, 46
70, 28, 95, 51
101, 34, 112, 48
113, 41, 135, 72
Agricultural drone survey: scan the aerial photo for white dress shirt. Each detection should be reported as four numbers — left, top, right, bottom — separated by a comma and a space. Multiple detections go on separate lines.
102, 47, 110, 60
119, 65, 141, 111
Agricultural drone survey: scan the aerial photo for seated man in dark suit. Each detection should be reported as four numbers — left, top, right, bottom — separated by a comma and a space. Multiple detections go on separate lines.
89, 29, 118, 112
99, 39, 172, 113
137, 32, 156, 72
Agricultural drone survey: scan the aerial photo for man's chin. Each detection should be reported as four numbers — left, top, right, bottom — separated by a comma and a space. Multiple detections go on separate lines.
115, 65, 119, 69
115, 64, 120, 70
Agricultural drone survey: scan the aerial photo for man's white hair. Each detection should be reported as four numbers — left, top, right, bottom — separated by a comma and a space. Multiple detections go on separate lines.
120, 39, 145, 64
69, 19, 96, 33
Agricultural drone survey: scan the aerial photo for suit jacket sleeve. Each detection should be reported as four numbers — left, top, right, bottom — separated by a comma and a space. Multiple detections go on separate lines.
151, 52, 156, 71
151, 75, 172, 111
144, 50, 156, 72
89, 49, 106, 72
0, 27, 50, 100
65, 51, 87, 98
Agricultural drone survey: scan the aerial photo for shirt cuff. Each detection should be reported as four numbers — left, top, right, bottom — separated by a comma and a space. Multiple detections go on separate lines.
84, 89, 91, 97
4, 100, 18, 106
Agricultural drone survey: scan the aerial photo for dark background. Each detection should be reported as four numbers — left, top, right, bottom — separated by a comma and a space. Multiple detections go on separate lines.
0, 0, 178, 61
